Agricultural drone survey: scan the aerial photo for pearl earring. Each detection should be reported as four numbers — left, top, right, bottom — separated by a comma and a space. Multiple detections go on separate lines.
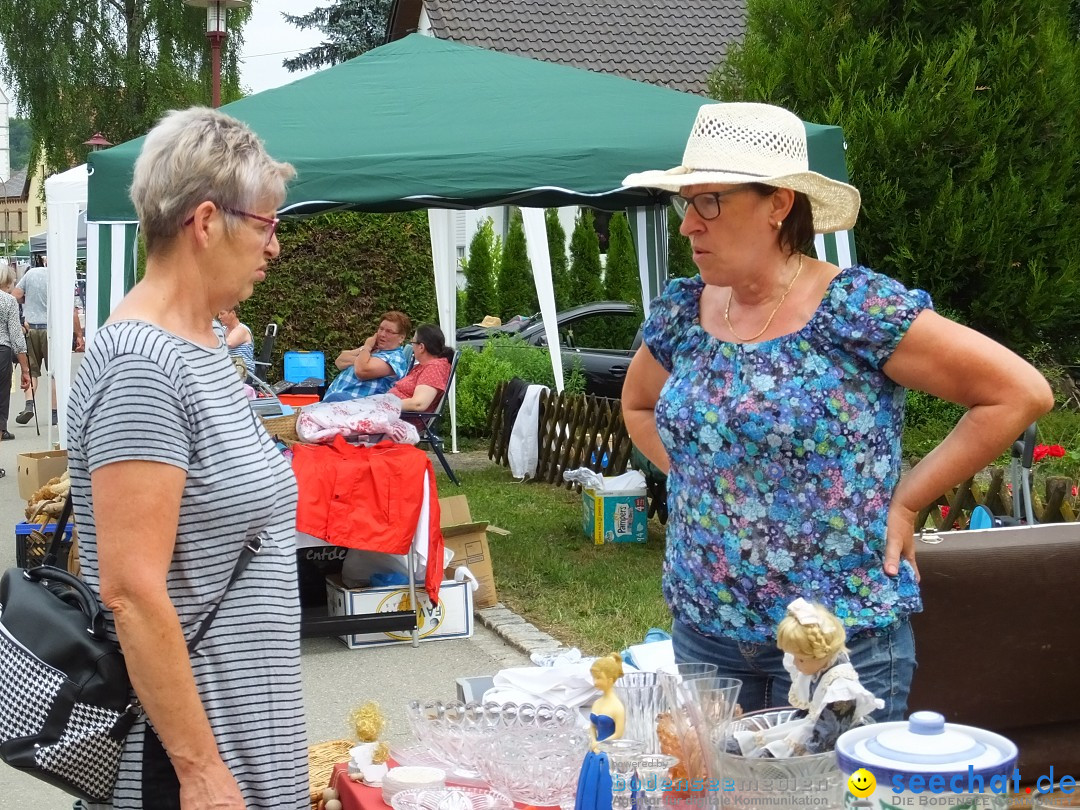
775, 220, 783, 230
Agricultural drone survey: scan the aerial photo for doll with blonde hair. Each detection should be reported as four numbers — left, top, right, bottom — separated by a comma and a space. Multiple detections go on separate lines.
575, 653, 626, 810
731, 598, 882, 758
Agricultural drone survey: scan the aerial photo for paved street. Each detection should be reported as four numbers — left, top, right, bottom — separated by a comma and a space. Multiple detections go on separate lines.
0, 362, 532, 807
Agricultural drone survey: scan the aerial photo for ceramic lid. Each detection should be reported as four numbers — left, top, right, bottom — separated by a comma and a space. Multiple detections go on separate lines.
836, 711, 1018, 786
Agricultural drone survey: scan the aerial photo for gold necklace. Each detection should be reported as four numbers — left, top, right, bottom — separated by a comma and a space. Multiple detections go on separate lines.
724, 253, 804, 342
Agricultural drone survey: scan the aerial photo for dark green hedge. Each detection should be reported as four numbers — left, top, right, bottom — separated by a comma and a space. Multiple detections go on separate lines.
239, 211, 438, 382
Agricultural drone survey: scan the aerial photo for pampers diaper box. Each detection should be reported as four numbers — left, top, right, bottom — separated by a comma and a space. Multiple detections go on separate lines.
581, 470, 648, 545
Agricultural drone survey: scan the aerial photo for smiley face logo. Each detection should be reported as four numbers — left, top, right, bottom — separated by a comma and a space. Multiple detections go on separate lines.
847, 768, 876, 798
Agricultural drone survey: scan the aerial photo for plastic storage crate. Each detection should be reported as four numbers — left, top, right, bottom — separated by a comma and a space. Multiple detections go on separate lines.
283, 351, 326, 383
15, 522, 74, 569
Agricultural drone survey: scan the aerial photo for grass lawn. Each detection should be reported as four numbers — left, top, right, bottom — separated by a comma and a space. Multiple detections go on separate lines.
435, 465, 672, 656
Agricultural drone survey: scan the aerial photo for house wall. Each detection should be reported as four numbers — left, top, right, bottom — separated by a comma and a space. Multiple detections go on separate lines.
0, 196, 26, 249
26, 155, 46, 238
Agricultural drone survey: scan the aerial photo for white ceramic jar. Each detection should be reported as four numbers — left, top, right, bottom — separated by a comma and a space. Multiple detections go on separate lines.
836, 711, 1018, 809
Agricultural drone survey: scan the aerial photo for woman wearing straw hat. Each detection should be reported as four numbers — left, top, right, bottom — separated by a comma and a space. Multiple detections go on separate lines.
621, 102, 1052, 720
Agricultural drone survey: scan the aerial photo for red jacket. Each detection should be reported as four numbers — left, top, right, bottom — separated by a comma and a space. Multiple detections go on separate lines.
293, 437, 444, 603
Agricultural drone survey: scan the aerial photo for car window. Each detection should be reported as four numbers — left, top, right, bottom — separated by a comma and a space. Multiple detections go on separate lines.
560, 312, 640, 351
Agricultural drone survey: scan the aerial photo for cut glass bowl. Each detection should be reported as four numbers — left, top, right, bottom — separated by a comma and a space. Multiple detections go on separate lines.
405, 699, 580, 777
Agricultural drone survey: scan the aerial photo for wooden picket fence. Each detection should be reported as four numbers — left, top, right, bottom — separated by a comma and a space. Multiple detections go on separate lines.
915, 467, 1078, 529
487, 381, 633, 486
486, 382, 1080, 528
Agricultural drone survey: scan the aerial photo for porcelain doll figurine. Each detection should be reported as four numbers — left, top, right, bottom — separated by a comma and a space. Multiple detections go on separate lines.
731, 598, 883, 758
575, 654, 626, 810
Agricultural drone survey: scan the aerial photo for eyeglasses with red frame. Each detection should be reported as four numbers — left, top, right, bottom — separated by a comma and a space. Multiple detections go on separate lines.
183, 205, 280, 247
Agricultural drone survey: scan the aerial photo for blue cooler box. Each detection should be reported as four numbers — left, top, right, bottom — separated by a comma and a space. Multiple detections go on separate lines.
582, 487, 648, 545
283, 350, 326, 383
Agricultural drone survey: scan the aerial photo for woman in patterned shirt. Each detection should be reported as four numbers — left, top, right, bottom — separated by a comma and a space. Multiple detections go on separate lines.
620, 103, 1052, 719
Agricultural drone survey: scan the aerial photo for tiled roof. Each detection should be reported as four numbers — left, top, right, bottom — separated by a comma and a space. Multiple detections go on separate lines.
390, 0, 745, 96
0, 168, 27, 199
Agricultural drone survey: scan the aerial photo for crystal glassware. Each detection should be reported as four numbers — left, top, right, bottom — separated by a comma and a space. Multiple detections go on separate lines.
683, 678, 742, 784
389, 786, 514, 810
405, 699, 579, 779
615, 671, 666, 751
635, 754, 680, 810
475, 726, 590, 810
658, 662, 719, 682
598, 738, 647, 810
718, 708, 847, 810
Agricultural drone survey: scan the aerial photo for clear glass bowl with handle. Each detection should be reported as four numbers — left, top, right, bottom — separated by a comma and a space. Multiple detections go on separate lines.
405, 699, 580, 778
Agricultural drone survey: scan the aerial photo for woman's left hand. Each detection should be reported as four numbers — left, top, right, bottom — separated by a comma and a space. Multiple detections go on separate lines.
884, 501, 920, 582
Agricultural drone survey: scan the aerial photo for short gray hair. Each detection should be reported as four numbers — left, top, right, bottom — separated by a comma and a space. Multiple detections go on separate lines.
0, 266, 14, 289
130, 107, 295, 253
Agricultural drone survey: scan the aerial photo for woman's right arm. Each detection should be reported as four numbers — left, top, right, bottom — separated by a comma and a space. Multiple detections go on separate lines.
622, 344, 671, 474
93, 460, 245, 809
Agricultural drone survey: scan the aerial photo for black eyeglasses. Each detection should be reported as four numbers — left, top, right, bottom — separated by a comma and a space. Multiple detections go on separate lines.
183, 205, 280, 247
672, 185, 753, 221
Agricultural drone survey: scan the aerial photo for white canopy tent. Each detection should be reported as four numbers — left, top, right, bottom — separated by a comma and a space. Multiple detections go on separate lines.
42, 163, 85, 449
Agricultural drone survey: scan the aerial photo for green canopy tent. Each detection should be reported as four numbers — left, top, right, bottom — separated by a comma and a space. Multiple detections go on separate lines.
83, 34, 856, 440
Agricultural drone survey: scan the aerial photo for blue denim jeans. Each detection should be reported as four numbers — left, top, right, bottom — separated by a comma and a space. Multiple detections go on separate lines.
672, 617, 916, 721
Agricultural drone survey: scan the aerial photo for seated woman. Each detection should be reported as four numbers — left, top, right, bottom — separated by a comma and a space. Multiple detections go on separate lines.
390, 323, 453, 412
324, 310, 412, 402
218, 307, 255, 379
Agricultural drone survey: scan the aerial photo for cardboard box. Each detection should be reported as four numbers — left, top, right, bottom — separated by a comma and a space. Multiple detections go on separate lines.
17, 450, 68, 500
582, 487, 648, 544
326, 574, 473, 649
439, 495, 499, 608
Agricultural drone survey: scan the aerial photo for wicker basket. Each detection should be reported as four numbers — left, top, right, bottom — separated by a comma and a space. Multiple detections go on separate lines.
261, 412, 301, 445
308, 739, 353, 808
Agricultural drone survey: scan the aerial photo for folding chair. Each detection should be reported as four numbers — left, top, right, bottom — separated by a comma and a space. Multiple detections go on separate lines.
411, 351, 461, 486
253, 323, 278, 382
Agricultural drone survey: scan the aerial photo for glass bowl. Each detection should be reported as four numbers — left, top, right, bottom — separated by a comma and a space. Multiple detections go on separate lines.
390, 787, 513, 810
474, 726, 590, 809
405, 699, 580, 777
719, 708, 850, 810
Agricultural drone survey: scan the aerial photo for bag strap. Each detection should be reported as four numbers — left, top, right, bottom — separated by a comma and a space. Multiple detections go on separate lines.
43, 492, 263, 654
186, 532, 263, 653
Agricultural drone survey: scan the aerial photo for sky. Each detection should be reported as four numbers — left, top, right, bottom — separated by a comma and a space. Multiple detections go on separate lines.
1, 0, 330, 113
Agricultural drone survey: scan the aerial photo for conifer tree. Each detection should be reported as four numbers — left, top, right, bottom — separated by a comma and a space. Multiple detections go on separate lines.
667, 206, 698, 279
603, 212, 642, 307
712, 0, 1080, 354
546, 209, 573, 309
568, 209, 604, 307
461, 219, 498, 324
497, 211, 538, 321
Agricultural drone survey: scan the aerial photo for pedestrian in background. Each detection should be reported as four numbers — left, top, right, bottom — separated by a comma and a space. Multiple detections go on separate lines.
13, 253, 85, 427
0, 265, 31, 440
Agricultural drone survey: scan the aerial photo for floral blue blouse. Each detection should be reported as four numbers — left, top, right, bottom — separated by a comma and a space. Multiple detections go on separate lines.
644, 266, 929, 643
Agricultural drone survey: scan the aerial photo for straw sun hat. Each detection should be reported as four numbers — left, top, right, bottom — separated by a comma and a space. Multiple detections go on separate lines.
623, 102, 861, 234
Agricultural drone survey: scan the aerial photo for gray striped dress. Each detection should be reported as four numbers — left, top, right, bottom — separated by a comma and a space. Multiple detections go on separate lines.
66, 320, 308, 808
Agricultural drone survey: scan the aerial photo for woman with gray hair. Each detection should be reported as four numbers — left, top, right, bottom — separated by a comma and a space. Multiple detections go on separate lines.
0, 265, 31, 440
66, 108, 306, 808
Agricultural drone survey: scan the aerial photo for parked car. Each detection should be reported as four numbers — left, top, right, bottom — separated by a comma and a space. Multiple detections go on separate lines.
456, 301, 642, 398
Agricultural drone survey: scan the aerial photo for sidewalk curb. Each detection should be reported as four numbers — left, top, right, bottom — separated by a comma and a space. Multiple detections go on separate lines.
476, 603, 569, 658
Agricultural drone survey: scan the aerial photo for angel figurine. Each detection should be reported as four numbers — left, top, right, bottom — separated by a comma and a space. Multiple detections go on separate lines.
574, 653, 626, 810
730, 598, 883, 758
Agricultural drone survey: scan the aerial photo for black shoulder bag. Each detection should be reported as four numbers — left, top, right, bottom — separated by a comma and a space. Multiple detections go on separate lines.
0, 492, 262, 802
